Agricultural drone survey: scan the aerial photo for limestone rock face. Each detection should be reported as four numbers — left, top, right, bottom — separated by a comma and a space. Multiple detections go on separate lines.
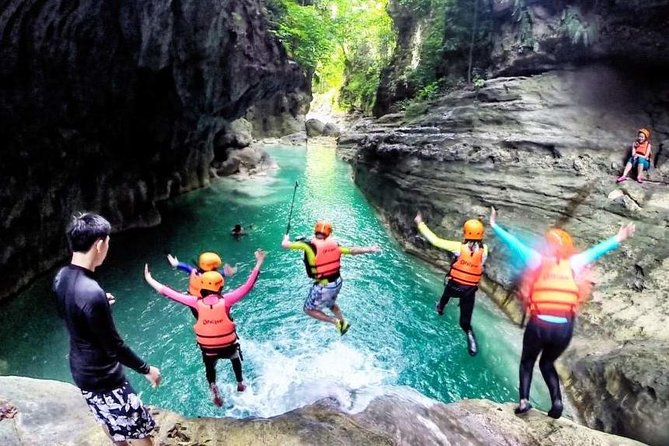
375, 0, 669, 115
490, 1, 669, 76
0, 376, 646, 446
567, 341, 669, 446
339, 66, 669, 445
0, 0, 310, 301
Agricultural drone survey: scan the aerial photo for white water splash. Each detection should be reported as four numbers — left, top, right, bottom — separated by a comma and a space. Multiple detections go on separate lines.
220, 339, 399, 418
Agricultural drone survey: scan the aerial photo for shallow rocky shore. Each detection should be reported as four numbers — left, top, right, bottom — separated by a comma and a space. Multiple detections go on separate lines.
0, 376, 646, 446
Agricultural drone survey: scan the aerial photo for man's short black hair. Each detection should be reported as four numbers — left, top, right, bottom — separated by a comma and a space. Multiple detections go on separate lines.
66, 212, 111, 253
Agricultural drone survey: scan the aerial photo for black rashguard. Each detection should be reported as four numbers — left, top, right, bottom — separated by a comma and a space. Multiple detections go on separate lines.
54, 264, 149, 392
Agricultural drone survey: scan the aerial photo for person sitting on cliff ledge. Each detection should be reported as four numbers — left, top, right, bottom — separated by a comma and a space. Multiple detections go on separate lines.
617, 128, 652, 184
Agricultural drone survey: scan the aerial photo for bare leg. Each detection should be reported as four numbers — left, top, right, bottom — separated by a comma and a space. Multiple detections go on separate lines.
618, 162, 633, 181
305, 308, 336, 324
330, 303, 344, 322
637, 163, 644, 181
622, 162, 633, 177
129, 438, 154, 446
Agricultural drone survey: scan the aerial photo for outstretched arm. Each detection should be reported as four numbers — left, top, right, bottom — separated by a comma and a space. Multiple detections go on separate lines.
167, 254, 194, 274
571, 223, 635, 274
281, 234, 293, 249
224, 250, 266, 308
344, 245, 381, 255
144, 265, 198, 308
176, 262, 194, 274
414, 212, 461, 254
489, 207, 541, 269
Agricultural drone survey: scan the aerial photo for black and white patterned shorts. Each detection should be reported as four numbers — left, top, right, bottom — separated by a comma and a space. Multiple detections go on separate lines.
82, 381, 156, 442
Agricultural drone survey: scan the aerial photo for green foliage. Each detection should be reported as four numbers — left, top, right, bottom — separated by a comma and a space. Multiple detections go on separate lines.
271, 1, 338, 72
396, 0, 432, 15
561, 6, 598, 46
271, 0, 394, 113
416, 81, 440, 100
405, 0, 448, 90
473, 75, 485, 90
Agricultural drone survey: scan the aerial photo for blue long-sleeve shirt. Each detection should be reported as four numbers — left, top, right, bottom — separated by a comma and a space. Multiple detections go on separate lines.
491, 223, 620, 274
176, 262, 195, 274
177, 262, 228, 278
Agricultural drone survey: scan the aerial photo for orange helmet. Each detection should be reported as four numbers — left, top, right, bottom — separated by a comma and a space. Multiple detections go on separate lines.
314, 220, 333, 237
638, 128, 651, 140
544, 228, 574, 258
200, 271, 224, 293
463, 219, 484, 240
198, 252, 222, 271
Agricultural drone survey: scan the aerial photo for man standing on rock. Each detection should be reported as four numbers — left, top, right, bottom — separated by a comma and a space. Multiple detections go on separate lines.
54, 213, 161, 446
414, 212, 487, 356
489, 207, 635, 419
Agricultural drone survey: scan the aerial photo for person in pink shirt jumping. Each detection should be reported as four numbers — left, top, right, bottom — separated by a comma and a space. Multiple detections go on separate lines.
144, 249, 265, 407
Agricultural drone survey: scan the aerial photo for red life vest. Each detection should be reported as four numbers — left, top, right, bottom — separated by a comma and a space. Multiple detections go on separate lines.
528, 259, 579, 317
634, 140, 651, 157
193, 299, 237, 349
304, 237, 342, 281
448, 244, 484, 286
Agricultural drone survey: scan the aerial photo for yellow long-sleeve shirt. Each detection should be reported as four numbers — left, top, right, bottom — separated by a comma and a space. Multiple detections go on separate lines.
417, 222, 488, 263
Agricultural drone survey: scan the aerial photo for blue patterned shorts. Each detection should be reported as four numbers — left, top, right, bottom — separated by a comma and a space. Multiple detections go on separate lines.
82, 381, 155, 442
304, 278, 343, 311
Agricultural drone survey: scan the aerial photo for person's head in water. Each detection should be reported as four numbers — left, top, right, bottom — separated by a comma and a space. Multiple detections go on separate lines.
463, 219, 484, 247
233, 224, 243, 233
66, 212, 112, 268
543, 227, 575, 259
314, 220, 333, 240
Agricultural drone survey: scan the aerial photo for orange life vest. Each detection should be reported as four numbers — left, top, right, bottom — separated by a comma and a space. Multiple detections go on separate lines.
448, 244, 484, 286
634, 140, 651, 157
304, 238, 342, 281
528, 259, 579, 316
188, 269, 202, 297
193, 299, 237, 349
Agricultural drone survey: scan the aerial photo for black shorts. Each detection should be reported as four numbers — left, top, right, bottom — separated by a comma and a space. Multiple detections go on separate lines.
201, 343, 243, 360
82, 381, 155, 442
445, 280, 477, 298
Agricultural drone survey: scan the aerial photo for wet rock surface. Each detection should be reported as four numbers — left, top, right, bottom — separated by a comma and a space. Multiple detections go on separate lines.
0, 376, 646, 446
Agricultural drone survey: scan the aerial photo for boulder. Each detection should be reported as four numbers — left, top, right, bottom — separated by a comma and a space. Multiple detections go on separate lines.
306, 118, 327, 137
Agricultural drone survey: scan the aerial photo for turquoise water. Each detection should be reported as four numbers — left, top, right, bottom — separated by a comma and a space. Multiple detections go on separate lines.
0, 145, 549, 418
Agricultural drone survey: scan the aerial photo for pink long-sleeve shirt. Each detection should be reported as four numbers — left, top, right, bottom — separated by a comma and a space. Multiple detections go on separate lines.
158, 267, 260, 311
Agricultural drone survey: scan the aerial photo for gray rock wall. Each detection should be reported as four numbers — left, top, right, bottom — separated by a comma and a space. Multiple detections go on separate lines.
0, 0, 310, 300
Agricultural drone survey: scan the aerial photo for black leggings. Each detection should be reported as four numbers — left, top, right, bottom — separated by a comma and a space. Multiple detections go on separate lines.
519, 318, 574, 402
439, 281, 477, 332
201, 344, 243, 385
